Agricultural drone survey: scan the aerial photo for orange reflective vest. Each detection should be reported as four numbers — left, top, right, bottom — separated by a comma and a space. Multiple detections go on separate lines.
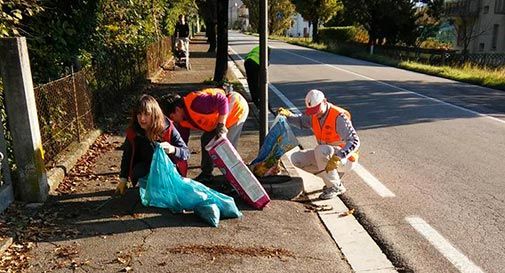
312, 104, 358, 162
180, 88, 247, 132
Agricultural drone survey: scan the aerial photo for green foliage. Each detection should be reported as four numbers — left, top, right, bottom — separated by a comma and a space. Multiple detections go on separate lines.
414, 1, 444, 47
0, 0, 43, 37
242, 0, 297, 35
293, 0, 342, 24
268, 0, 296, 35
319, 26, 367, 43
22, 0, 98, 82
164, 0, 198, 36
292, 0, 342, 41
398, 62, 505, 90
342, 0, 418, 46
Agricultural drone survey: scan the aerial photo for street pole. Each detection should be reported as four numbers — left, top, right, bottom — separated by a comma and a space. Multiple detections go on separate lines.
259, 0, 268, 146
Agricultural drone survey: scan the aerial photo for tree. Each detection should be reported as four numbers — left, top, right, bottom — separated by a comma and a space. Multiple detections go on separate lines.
213, 0, 227, 82
0, 0, 43, 37
292, 0, 342, 42
445, 0, 486, 56
196, 0, 217, 52
242, 0, 296, 35
342, 0, 418, 46
414, 0, 444, 48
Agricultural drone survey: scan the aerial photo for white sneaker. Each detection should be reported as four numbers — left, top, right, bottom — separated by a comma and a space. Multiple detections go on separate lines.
319, 185, 346, 200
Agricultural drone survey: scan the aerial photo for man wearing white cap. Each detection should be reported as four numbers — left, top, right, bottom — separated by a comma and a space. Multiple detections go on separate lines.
278, 89, 360, 199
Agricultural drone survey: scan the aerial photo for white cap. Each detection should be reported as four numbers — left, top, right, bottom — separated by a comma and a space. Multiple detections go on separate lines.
305, 89, 325, 115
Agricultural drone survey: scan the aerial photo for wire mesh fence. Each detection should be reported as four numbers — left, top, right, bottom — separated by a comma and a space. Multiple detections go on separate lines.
146, 36, 172, 79
34, 69, 95, 166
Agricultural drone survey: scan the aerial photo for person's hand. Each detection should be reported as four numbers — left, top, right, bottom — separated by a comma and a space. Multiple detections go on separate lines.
160, 142, 176, 154
277, 107, 293, 117
214, 122, 228, 138
115, 178, 128, 195
325, 155, 346, 173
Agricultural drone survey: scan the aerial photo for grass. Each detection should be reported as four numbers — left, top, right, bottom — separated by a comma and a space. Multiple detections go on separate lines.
268, 35, 505, 91
398, 62, 505, 90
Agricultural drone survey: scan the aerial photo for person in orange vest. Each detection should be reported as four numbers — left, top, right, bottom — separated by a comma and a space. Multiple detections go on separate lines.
160, 88, 249, 183
278, 89, 360, 199
117, 95, 190, 195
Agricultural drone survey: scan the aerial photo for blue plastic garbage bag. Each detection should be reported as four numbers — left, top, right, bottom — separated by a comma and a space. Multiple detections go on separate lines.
250, 115, 298, 177
139, 144, 242, 227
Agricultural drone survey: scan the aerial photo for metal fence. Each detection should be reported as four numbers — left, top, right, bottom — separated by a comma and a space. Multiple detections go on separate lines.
146, 36, 172, 79
34, 69, 95, 166
373, 45, 505, 68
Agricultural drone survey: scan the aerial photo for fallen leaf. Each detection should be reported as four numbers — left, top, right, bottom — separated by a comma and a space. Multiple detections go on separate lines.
120, 266, 133, 272
338, 208, 355, 217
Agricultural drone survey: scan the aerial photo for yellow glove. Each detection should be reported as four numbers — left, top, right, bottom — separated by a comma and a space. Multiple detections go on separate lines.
115, 178, 128, 195
325, 155, 342, 173
277, 107, 293, 117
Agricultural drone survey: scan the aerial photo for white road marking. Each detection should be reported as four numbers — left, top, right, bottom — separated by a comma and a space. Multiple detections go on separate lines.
267, 83, 302, 115
354, 164, 396, 197
229, 45, 394, 198
406, 216, 485, 273
228, 46, 301, 115
275, 46, 505, 125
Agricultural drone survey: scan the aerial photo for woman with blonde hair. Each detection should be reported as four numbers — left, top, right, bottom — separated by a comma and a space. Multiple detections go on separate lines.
116, 94, 189, 195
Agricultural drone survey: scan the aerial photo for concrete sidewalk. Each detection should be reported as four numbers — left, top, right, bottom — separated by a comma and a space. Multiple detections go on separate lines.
0, 35, 353, 273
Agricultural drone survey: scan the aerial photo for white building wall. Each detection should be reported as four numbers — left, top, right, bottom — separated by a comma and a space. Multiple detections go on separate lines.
228, 0, 242, 27
286, 13, 312, 38
469, 0, 505, 53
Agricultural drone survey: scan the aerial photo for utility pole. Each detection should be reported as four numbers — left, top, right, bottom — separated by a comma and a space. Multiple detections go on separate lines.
259, 0, 268, 146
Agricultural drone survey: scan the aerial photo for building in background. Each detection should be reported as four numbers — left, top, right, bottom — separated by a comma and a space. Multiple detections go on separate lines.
285, 13, 313, 38
229, 0, 249, 30
471, 0, 505, 52
446, 0, 505, 53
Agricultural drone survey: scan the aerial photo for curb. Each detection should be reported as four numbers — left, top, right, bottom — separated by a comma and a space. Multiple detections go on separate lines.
46, 129, 102, 193
281, 147, 398, 273
227, 41, 396, 272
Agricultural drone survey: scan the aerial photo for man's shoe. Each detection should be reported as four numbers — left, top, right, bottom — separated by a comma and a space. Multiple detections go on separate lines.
319, 185, 346, 200
194, 173, 214, 184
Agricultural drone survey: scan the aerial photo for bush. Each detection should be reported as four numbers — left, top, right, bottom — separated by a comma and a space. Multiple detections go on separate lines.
318, 26, 369, 44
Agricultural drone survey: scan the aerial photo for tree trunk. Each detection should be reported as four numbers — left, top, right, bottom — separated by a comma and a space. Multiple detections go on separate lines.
206, 20, 217, 52
213, 0, 228, 82
312, 18, 319, 43
203, 0, 217, 52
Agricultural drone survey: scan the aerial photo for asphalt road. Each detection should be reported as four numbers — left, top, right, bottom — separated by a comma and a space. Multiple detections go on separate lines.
228, 31, 505, 273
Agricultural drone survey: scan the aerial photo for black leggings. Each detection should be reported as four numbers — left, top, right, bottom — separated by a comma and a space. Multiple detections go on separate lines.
244, 59, 260, 109
131, 162, 150, 186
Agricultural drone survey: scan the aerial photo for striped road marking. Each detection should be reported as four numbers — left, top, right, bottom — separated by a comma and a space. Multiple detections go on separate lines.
406, 217, 485, 273
274, 45, 505, 126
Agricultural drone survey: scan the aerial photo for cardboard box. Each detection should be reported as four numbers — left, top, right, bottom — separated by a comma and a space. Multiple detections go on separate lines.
205, 136, 270, 209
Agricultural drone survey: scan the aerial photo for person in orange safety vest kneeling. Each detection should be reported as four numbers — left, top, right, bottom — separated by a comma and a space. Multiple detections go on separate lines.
278, 89, 360, 200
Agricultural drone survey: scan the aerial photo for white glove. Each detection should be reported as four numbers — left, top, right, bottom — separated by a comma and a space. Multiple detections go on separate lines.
160, 142, 176, 154
339, 157, 348, 166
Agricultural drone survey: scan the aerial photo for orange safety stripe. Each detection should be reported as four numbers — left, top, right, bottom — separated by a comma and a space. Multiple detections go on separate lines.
312, 104, 358, 162
312, 104, 351, 144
